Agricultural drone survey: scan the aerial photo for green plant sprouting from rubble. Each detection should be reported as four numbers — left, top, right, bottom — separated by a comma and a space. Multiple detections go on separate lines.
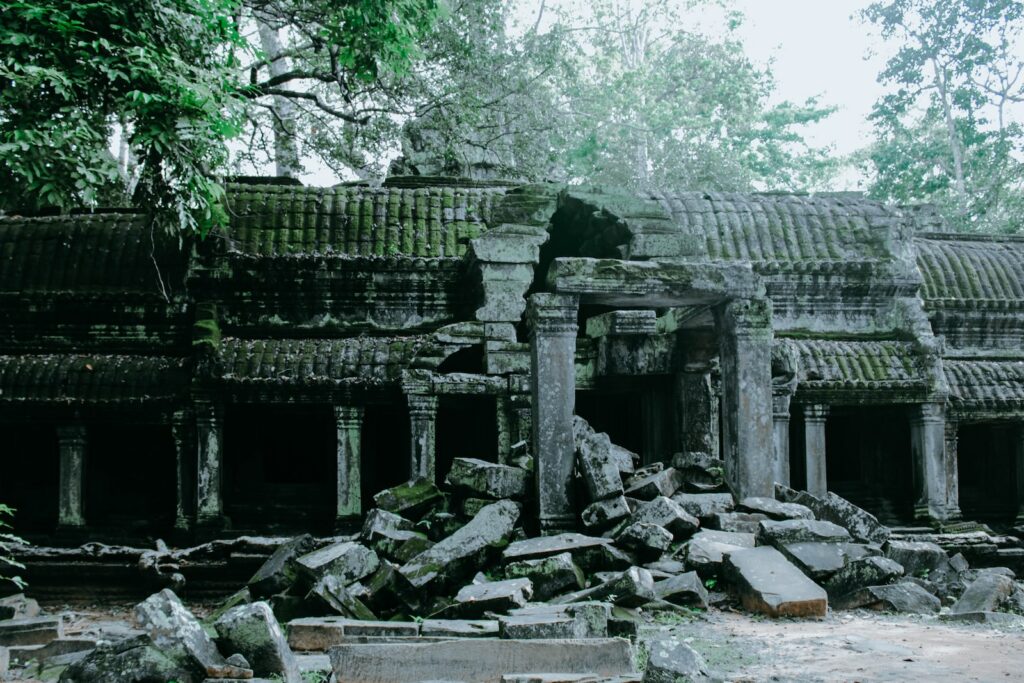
0, 503, 28, 589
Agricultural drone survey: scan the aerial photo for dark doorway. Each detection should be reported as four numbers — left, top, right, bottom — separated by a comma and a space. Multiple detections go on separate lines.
224, 404, 335, 533
958, 423, 1019, 525
576, 390, 644, 455
825, 406, 914, 525
86, 422, 177, 535
0, 425, 59, 533
362, 402, 411, 503
789, 411, 807, 491
436, 395, 498, 483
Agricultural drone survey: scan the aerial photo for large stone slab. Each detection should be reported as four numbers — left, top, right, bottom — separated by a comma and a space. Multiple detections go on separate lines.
824, 556, 904, 599
214, 601, 301, 683
884, 540, 950, 578
757, 519, 851, 547
723, 546, 827, 618
671, 493, 734, 523
503, 533, 611, 563
0, 616, 62, 647
420, 619, 499, 638
247, 534, 317, 598
778, 542, 874, 580
400, 500, 520, 590
449, 578, 534, 618
288, 617, 419, 651
57, 634, 192, 683
373, 479, 445, 518
581, 495, 631, 530
361, 509, 414, 540
447, 458, 530, 500
738, 497, 813, 521
683, 530, 755, 576
505, 552, 585, 601
776, 485, 890, 544
295, 541, 380, 585
950, 572, 1016, 615
499, 603, 609, 640
642, 637, 712, 683
328, 638, 636, 683
577, 432, 626, 501
653, 571, 708, 608
556, 567, 656, 608
833, 583, 940, 614
616, 522, 673, 560
624, 469, 684, 501
630, 496, 699, 539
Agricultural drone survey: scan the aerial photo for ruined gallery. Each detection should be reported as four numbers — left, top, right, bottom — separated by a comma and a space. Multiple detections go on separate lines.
2, 175, 1022, 540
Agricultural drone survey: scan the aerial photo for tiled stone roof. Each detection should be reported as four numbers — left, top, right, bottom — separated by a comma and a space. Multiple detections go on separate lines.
653, 192, 900, 262
945, 359, 1024, 411
0, 214, 186, 295
779, 339, 928, 389
0, 354, 187, 403
916, 233, 1024, 304
214, 336, 426, 385
222, 184, 506, 258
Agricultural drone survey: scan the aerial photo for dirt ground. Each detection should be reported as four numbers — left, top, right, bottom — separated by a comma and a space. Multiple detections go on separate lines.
645, 608, 1024, 682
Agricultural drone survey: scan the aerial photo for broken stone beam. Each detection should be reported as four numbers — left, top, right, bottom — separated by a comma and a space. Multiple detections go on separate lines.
723, 546, 827, 618
447, 457, 530, 499
288, 617, 419, 651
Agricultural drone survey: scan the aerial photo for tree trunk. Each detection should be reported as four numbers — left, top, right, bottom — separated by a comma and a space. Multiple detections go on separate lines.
257, 18, 301, 178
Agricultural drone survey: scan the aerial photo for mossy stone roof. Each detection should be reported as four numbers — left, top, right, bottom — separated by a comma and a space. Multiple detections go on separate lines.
945, 359, 1024, 412
780, 338, 928, 389
0, 354, 187, 404
916, 233, 1024, 303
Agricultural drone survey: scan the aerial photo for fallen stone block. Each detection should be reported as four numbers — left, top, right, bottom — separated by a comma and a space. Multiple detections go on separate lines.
0, 594, 40, 621
671, 493, 734, 523
373, 479, 445, 518
833, 582, 940, 614
608, 443, 638, 475
8, 636, 96, 666
708, 511, 766, 534
824, 556, 904, 599
949, 572, 1015, 615
940, 611, 1024, 626
368, 528, 434, 565
134, 589, 249, 679
652, 571, 708, 608
447, 458, 530, 500
296, 541, 380, 585
361, 509, 414, 540
328, 638, 636, 683
420, 619, 499, 638
500, 603, 609, 640
776, 485, 890, 544
503, 534, 612, 564
215, 601, 301, 683
504, 552, 585, 601
624, 469, 684, 501
247, 534, 317, 598
777, 542, 873, 580
757, 519, 852, 547
400, 500, 520, 590
738, 497, 813, 521
58, 634, 193, 683
683, 530, 756, 577
557, 567, 657, 608
616, 522, 673, 561
671, 452, 726, 491
577, 432, 626, 501
630, 496, 699, 539
723, 546, 827, 618
447, 578, 534, 618
884, 540, 950, 578
288, 617, 419, 651
0, 616, 62, 647
581, 496, 631, 530
309, 574, 377, 620
642, 637, 712, 683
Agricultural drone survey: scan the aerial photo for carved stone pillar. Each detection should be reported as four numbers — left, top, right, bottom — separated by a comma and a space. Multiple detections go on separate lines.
335, 405, 364, 528
772, 394, 793, 488
195, 403, 226, 528
57, 424, 87, 529
717, 298, 774, 499
803, 404, 829, 497
528, 292, 580, 533
407, 394, 439, 482
944, 420, 962, 521
675, 370, 718, 456
172, 410, 195, 532
911, 402, 952, 522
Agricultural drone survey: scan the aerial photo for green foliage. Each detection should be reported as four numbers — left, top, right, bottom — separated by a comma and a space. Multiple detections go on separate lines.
0, 503, 28, 589
861, 0, 1024, 233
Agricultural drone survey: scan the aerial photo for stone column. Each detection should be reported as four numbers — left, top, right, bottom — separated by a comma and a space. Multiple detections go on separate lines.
407, 394, 438, 482
57, 424, 87, 529
496, 397, 513, 465
528, 292, 580, 534
675, 371, 718, 455
772, 394, 792, 488
910, 402, 951, 522
195, 403, 226, 528
717, 298, 774, 499
172, 411, 194, 532
944, 420, 962, 521
335, 405, 364, 528
803, 404, 829, 497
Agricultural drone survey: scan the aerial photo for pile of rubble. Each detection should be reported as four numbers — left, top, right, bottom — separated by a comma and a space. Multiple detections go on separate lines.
4, 416, 1024, 682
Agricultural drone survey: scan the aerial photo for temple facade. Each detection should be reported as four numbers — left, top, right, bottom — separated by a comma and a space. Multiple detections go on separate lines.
2, 177, 1022, 542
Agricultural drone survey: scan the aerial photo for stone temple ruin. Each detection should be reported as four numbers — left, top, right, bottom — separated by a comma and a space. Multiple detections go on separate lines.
2, 176, 1024, 681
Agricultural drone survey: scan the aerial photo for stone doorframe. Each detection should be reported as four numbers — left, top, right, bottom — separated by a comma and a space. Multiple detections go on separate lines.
528, 256, 772, 533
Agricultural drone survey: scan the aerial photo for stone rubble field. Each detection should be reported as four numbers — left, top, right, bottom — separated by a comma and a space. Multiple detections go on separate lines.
2, 417, 1024, 682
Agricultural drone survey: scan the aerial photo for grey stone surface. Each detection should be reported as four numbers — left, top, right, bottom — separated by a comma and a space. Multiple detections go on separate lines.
288, 617, 419, 651
884, 540, 950, 578
825, 556, 905, 599
950, 572, 1015, 614
653, 571, 709, 608
723, 546, 828, 618
684, 530, 756, 575
778, 542, 857, 580
671, 452, 726, 491
0, 594, 40, 621
8, 637, 97, 666
940, 611, 1024, 625
558, 567, 656, 608
738, 496, 813, 520
419, 619, 499, 638
368, 528, 434, 565
503, 533, 612, 564
709, 511, 767, 533
671, 493, 734, 522
642, 637, 712, 683
504, 552, 585, 601
577, 432, 626, 501
776, 486, 890, 544
581, 496, 631, 530
214, 601, 301, 683
447, 457, 530, 500
248, 536, 317, 599
57, 635, 193, 683
296, 541, 380, 585
0, 616, 62, 647
361, 509, 414, 540
757, 519, 851, 546
133, 589, 247, 679
630, 496, 699, 539
833, 583, 941, 614
401, 500, 520, 590
616, 522, 674, 560
624, 469, 684, 501
309, 574, 376, 620
373, 480, 445, 518
449, 578, 534, 617
329, 637, 636, 683
499, 603, 609, 640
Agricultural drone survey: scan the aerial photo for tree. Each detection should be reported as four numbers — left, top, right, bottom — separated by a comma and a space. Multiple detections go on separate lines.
862, 0, 1024, 233
0, 504, 26, 590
